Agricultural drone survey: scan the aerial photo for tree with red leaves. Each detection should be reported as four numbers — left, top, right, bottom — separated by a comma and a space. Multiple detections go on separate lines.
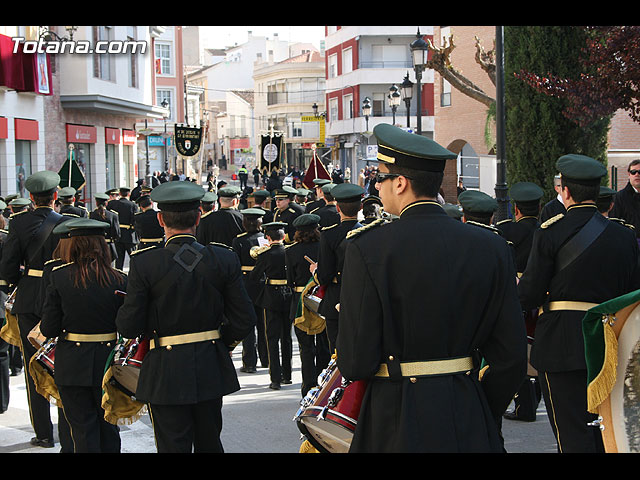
517, 26, 640, 127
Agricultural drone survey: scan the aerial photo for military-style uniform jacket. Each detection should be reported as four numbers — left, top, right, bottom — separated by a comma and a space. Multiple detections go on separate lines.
59, 203, 88, 218
134, 208, 165, 249
314, 203, 340, 228
108, 197, 138, 245
232, 230, 265, 303
40, 262, 127, 387
496, 216, 539, 275
0, 207, 70, 316
248, 242, 291, 312
115, 234, 256, 405
518, 204, 640, 373
89, 208, 121, 262
539, 198, 566, 223
305, 198, 326, 214
273, 206, 302, 243
336, 201, 527, 453
285, 240, 319, 320
196, 208, 244, 247
315, 219, 361, 320
0, 228, 8, 295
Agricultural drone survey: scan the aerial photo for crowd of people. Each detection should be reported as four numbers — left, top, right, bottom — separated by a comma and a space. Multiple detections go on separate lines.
0, 123, 638, 454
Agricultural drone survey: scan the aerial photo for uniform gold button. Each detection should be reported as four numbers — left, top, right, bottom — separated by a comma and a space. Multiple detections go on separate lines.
388, 355, 394, 361
106, 342, 111, 347
410, 377, 417, 383
212, 340, 216, 344
166, 345, 172, 351
76, 342, 81, 346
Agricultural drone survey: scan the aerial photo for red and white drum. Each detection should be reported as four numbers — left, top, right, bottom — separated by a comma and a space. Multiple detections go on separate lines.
35, 338, 57, 376
294, 357, 367, 453
109, 336, 149, 398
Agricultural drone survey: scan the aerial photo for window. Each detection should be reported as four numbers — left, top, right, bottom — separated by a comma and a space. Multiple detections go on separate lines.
105, 143, 116, 191
372, 93, 385, 116
328, 54, 337, 79
342, 47, 352, 74
93, 26, 114, 81
441, 78, 451, 107
127, 26, 138, 88
343, 94, 353, 120
155, 43, 172, 75
156, 89, 174, 121
69, 143, 92, 203
15, 140, 32, 198
459, 143, 479, 189
329, 97, 339, 122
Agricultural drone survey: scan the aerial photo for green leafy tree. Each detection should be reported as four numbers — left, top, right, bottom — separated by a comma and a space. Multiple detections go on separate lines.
506, 26, 611, 202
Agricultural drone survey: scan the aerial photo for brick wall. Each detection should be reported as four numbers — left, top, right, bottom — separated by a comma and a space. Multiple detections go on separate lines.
433, 26, 496, 203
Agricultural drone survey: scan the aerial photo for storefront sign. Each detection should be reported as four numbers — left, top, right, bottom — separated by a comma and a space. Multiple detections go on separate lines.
15, 118, 38, 141
123, 129, 136, 145
105, 127, 120, 145
0, 117, 7, 139
66, 124, 97, 143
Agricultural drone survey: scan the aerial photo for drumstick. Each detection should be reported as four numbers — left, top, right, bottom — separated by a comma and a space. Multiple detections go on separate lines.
304, 255, 316, 264
114, 290, 127, 297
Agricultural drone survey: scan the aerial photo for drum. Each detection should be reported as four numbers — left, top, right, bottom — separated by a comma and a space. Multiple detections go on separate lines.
35, 338, 57, 376
303, 285, 325, 317
294, 357, 367, 453
109, 336, 149, 398
27, 321, 48, 349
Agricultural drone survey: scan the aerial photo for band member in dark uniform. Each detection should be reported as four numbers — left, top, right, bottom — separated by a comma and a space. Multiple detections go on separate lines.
336, 124, 527, 453
197, 186, 244, 247
311, 183, 365, 354
305, 179, 331, 213
58, 187, 88, 218
90, 193, 121, 265
314, 183, 341, 228
272, 188, 303, 244
362, 195, 384, 224
518, 154, 640, 453
285, 213, 330, 397
248, 222, 292, 390
116, 181, 256, 453
0, 171, 73, 449
109, 187, 138, 270
496, 182, 544, 422
40, 218, 126, 452
250, 190, 274, 224
232, 207, 268, 373
134, 192, 165, 250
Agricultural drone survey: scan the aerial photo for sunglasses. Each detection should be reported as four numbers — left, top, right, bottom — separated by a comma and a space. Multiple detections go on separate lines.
630, 170, 640, 175
375, 172, 412, 183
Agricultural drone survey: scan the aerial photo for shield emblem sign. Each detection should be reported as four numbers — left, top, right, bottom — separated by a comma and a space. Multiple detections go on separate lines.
175, 125, 202, 157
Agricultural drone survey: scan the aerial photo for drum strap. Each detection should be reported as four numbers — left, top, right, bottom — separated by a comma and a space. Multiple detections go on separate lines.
555, 212, 608, 274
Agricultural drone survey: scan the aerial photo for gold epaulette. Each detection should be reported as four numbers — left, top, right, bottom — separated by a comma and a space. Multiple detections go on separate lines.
467, 220, 501, 235
346, 218, 386, 240
52, 261, 74, 271
496, 218, 513, 226
44, 258, 61, 265
9, 210, 28, 218
541, 213, 564, 229
321, 223, 338, 231
209, 242, 233, 250
236, 231, 248, 238
108, 209, 119, 215
131, 245, 158, 256
288, 208, 296, 214
250, 244, 271, 259
62, 213, 80, 217
609, 217, 635, 230
201, 210, 213, 219
285, 241, 298, 249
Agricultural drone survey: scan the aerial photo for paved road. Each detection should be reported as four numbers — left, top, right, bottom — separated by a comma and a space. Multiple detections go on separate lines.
0, 333, 558, 454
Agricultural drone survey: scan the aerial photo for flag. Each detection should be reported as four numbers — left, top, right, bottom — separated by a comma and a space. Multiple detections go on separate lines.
302, 148, 331, 189
260, 133, 283, 172
58, 156, 86, 191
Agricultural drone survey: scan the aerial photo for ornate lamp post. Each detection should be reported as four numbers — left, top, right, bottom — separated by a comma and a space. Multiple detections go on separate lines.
410, 29, 428, 135
388, 84, 401, 125
362, 97, 372, 132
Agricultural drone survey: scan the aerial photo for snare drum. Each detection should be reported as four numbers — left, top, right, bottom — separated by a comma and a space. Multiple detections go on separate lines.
302, 285, 325, 317
35, 338, 57, 376
109, 336, 149, 398
294, 357, 367, 453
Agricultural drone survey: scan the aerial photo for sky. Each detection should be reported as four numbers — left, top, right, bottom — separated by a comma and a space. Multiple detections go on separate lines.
199, 26, 326, 50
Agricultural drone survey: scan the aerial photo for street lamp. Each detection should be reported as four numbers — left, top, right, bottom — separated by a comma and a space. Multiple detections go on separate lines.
388, 84, 401, 125
161, 99, 170, 173
400, 73, 413, 129
410, 28, 429, 135
362, 97, 372, 132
